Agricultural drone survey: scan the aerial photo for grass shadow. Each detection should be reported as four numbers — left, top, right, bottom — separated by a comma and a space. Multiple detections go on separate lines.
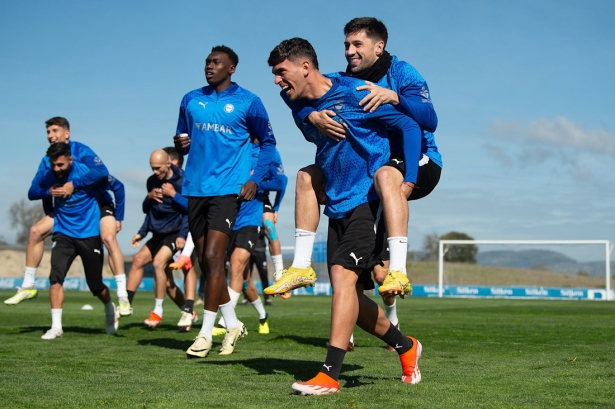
206, 357, 363, 379
268, 335, 328, 349
137, 337, 192, 351
18, 326, 106, 335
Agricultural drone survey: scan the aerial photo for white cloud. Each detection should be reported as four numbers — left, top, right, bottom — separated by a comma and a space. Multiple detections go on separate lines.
489, 116, 615, 154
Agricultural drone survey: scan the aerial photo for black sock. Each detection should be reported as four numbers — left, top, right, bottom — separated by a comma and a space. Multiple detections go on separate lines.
259, 314, 268, 325
319, 346, 346, 381
379, 322, 413, 355
182, 299, 194, 313
127, 290, 135, 305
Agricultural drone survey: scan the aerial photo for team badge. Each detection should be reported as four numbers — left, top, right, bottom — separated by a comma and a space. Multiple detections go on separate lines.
334, 101, 344, 111
224, 104, 234, 113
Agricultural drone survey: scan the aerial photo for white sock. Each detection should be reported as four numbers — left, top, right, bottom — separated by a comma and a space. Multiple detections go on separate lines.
104, 301, 115, 315
198, 309, 218, 339
228, 287, 241, 307
51, 308, 62, 329
384, 300, 398, 326
272, 254, 284, 273
219, 300, 239, 329
292, 229, 316, 269
153, 298, 164, 317
250, 298, 267, 320
388, 237, 408, 273
182, 233, 195, 257
23, 267, 37, 288
114, 274, 128, 298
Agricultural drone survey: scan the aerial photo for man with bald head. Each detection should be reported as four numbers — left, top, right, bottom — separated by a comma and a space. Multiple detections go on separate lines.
126, 149, 190, 327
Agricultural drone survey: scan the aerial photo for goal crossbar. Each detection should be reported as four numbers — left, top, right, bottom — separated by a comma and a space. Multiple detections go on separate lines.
438, 240, 613, 300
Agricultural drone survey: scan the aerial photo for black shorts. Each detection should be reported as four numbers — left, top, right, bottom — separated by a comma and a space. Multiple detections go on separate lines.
228, 226, 261, 257
263, 194, 274, 214
327, 201, 381, 290
99, 202, 116, 219
145, 233, 178, 257
188, 195, 239, 238
384, 154, 441, 201
50, 234, 106, 296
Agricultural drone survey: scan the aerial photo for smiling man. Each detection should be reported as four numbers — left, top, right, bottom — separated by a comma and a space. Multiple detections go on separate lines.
174, 45, 276, 358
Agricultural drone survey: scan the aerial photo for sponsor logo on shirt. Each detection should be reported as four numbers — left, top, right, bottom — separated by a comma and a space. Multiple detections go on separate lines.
195, 123, 233, 134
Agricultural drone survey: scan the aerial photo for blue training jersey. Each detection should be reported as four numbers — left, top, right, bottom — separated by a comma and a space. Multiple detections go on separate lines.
284, 75, 421, 219
176, 82, 277, 197
30, 162, 101, 238
234, 143, 264, 230
258, 148, 287, 212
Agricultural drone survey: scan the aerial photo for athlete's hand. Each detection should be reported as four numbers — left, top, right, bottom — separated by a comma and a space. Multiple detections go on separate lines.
49, 184, 66, 197
316, 183, 326, 205
146, 188, 164, 203
401, 182, 414, 200
131, 234, 142, 248
307, 110, 346, 141
175, 237, 186, 250
173, 134, 190, 151
357, 81, 399, 113
273, 211, 278, 224
160, 182, 176, 198
62, 182, 75, 198
238, 180, 257, 201
115, 221, 122, 233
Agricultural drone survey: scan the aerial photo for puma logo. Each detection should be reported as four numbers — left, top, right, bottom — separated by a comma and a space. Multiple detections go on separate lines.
198, 101, 208, 109
395, 344, 403, 349
322, 364, 332, 371
349, 252, 363, 265
248, 240, 254, 248
225, 219, 232, 228
392, 159, 403, 165
94, 249, 101, 254
105, 210, 113, 214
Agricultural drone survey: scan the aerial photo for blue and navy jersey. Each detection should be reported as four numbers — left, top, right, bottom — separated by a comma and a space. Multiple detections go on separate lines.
292, 56, 441, 174
176, 82, 277, 197
30, 162, 101, 238
28, 141, 109, 200
284, 76, 421, 219
138, 164, 189, 239
234, 144, 265, 230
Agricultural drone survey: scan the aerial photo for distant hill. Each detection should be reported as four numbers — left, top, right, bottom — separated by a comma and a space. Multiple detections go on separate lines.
477, 250, 612, 277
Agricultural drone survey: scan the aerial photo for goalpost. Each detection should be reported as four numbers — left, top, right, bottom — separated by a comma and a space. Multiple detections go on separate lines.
438, 240, 613, 300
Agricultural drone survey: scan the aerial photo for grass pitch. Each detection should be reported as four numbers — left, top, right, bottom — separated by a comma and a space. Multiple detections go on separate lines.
1, 290, 614, 408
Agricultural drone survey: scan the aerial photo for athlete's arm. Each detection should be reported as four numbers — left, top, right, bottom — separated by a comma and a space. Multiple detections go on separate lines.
368, 107, 422, 184
42, 197, 54, 216
246, 99, 276, 191
161, 182, 188, 210
178, 213, 190, 240
175, 95, 191, 155
28, 158, 53, 200
69, 143, 110, 189
137, 214, 150, 239
259, 174, 288, 211
108, 175, 125, 222
281, 90, 346, 141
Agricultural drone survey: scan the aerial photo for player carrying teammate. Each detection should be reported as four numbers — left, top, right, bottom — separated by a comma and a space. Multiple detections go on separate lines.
5, 117, 130, 317
125, 150, 191, 328
268, 37, 423, 395
175, 45, 276, 358
32, 143, 118, 339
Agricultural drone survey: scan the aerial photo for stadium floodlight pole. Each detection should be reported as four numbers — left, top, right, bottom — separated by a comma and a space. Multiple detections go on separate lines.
438, 239, 613, 301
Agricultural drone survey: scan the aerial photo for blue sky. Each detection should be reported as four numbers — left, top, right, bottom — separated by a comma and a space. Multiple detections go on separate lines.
1, 0, 613, 261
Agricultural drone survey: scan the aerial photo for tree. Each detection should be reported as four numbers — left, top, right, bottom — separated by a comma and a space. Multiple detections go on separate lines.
8, 198, 46, 246
421, 233, 440, 261
441, 231, 478, 264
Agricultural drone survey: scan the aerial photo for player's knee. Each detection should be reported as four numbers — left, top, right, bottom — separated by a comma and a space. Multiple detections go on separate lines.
29, 225, 46, 243
374, 167, 401, 190
296, 168, 313, 192
152, 258, 168, 273
101, 233, 118, 250
132, 253, 149, 268
373, 265, 387, 285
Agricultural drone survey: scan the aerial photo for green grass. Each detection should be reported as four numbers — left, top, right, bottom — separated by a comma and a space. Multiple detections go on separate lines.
1, 290, 614, 408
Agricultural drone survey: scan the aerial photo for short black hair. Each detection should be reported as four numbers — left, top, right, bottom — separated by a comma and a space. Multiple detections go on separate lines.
46, 142, 71, 160
45, 116, 70, 130
211, 45, 239, 66
267, 37, 319, 70
344, 17, 388, 47
163, 146, 183, 169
